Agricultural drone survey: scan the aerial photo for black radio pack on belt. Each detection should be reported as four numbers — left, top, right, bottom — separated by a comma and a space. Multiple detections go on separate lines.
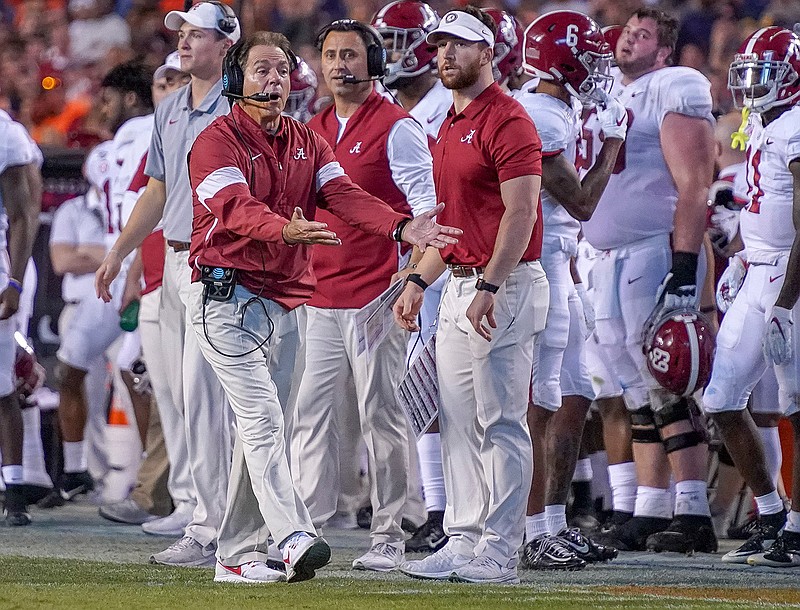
200, 266, 238, 302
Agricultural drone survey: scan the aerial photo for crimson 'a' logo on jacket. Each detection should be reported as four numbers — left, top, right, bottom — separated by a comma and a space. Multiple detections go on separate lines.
349, 141, 362, 154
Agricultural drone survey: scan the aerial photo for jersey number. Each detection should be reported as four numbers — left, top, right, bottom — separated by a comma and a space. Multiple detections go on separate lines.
744, 146, 763, 215
575, 108, 634, 174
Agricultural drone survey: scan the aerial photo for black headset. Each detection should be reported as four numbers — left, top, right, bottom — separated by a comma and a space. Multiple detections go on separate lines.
315, 19, 387, 79
206, 1, 237, 34
222, 39, 299, 99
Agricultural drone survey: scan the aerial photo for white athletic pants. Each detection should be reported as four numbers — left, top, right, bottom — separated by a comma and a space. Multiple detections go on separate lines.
290, 306, 410, 545
189, 282, 314, 564
163, 249, 233, 547
140, 286, 194, 508
437, 261, 549, 566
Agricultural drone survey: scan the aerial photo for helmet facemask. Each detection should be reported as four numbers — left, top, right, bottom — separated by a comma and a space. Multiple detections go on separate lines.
728, 53, 799, 112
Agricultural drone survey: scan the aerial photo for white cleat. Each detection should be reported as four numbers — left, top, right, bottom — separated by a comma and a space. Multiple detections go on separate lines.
214, 561, 287, 583
449, 555, 520, 584
281, 533, 331, 582
398, 543, 471, 580
352, 542, 404, 572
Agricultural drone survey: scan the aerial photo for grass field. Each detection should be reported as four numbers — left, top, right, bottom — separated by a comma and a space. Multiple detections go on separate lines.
2, 504, 799, 609
1, 556, 799, 610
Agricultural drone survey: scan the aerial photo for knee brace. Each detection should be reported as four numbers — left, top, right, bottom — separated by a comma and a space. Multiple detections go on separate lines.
630, 405, 661, 444
653, 397, 708, 454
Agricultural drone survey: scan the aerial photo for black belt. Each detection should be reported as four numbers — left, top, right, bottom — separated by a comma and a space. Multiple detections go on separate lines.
448, 265, 484, 278
167, 240, 191, 252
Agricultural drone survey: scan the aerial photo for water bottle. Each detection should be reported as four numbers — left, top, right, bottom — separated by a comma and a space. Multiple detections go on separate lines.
119, 300, 140, 332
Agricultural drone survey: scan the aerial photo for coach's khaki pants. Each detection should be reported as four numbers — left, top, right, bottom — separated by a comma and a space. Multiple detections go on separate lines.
190, 283, 314, 564
290, 306, 410, 545
438, 261, 549, 566
164, 249, 233, 548
139, 286, 192, 512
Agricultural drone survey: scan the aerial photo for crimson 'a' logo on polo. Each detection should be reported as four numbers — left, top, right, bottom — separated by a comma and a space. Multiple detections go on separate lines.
461, 129, 475, 144
350, 141, 362, 154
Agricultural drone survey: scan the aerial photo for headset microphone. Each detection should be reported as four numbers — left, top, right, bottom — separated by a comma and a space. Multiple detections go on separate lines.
223, 91, 282, 102
246, 92, 281, 102
337, 74, 383, 84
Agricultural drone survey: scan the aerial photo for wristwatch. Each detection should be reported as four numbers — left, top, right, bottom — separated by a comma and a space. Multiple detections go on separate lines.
475, 278, 500, 294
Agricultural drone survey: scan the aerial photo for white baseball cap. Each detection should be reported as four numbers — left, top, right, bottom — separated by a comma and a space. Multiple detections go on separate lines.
154, 52, 186, 81
164, 2, 241, 43
426, 10, 495, 47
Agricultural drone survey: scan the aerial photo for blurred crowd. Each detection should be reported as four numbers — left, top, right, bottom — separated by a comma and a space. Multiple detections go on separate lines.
1, 0, 798, 150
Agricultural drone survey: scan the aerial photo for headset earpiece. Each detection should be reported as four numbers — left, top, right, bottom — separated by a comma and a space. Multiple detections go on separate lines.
316, 19, 386, 79
222, 40, 244, 98
206, 1, 237, 34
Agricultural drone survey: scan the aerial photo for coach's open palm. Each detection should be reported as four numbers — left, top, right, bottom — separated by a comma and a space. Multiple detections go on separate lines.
401, 203, 462, 251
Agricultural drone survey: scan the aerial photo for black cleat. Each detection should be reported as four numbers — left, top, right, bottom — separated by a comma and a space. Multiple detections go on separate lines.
406, 511, 448, 553
3, 485, 31, 527
521, 536, 586, 571
748, 530, 800, 567
595, 515, 671, 551
37, 471, 94, 508
557, 527, 618, 562
727, 511, 759, 540
569, 511, 601, 535
722, 510, 786, 564
645, 515, 718, 554
356, 505, 372, 529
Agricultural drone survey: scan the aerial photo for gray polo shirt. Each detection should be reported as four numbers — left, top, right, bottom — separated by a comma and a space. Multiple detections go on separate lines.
145, 79, 229, 242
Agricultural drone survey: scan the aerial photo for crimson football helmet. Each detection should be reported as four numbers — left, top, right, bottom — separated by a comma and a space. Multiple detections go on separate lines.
644, 308, 716, 397
602, 24, 623, 66
371, 0, 440, 85
484, 8, 524, 85
523, 10, 613, 104
285, 57, 318, 123
729, 26, 800, 112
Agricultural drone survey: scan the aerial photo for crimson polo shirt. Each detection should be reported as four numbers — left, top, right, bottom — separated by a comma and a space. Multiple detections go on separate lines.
433, 82, 544, 267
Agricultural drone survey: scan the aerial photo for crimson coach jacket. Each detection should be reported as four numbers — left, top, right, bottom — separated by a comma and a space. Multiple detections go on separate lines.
188, 104, 409, 311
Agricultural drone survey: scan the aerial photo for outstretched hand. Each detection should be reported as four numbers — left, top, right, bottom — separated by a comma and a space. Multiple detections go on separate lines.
282, 207, 342, 246
401, 203, 462, 251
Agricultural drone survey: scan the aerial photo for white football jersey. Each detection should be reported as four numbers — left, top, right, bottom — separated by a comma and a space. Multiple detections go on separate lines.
718, 162, 749, 205
0, 110, 41, 251
514, 88, 581, 253
739, 105, 800, 261
581, 66, 714, 250
111, 114, 154, 239
83, 140, 117, 245
407, 79, 452, 140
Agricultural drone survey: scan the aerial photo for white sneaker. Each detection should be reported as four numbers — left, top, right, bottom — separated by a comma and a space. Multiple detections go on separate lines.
449, 555, 520, 584
214, 561, 287, 584
399, 543, 471, 580
281, 532, 331, 582
149, 535, 216, 567
352, 542, 404, 572
141, 502, 194, 537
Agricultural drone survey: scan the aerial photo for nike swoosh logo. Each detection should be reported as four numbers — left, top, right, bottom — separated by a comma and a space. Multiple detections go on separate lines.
766, 138, 775, 145
251, 153, 263, 161
571, 542, 589, 554
770, 275, 784, 283
427, 115, 440, 124
628, 276, 642, 284
169, 118, 179, 125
